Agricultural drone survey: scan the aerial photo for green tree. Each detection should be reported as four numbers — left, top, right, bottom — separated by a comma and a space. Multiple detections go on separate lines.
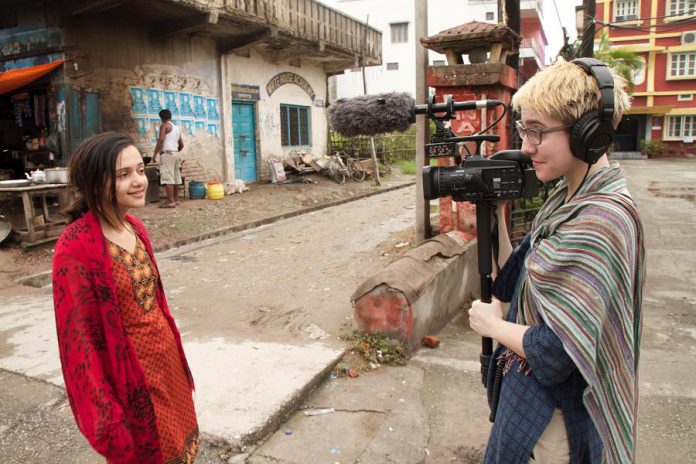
558, 30, 643, 93
594, 30, 644, 93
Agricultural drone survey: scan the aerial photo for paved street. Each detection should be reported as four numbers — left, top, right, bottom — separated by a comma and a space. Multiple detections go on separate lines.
1, 159, 695, 463
0, 184, 417, 462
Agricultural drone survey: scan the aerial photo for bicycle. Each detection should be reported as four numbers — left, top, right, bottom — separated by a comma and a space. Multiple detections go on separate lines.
342, 151, 366, 182
327, 152, 348, 184
330, 151, 366, 183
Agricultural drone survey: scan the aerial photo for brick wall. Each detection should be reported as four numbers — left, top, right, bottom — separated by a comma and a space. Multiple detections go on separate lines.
158, 159, 220, 198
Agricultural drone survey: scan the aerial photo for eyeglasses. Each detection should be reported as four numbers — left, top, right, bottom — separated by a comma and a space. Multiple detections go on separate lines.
515, 120, 572, 145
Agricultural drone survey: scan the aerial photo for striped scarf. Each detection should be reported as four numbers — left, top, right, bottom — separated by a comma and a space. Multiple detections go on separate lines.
518, 162, 645, 463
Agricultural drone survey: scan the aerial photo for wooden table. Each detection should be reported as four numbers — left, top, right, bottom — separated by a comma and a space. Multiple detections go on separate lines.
0, 183, 68, 247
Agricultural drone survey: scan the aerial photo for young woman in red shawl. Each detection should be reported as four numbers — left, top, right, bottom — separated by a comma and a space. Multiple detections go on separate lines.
52, 132, 199, 463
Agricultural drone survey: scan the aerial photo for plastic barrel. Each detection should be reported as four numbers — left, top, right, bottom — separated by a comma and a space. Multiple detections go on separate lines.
206, 181, 224, 200
188, 181, 206, 199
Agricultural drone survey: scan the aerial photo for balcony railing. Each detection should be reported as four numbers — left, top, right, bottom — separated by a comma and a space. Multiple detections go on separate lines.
221, 0, 381, 62
520, 36, 544, 66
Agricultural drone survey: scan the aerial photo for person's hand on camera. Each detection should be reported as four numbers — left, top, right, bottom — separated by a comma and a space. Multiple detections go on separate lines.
469, 298, 504, 339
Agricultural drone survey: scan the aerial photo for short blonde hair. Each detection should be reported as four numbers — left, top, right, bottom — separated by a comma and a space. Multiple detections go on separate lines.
511, 59, 631, 128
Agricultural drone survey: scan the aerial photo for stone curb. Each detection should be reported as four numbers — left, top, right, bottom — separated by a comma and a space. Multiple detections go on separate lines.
154, 180, 416, 254
16, 181, 415, 288
235, 347, 347, 450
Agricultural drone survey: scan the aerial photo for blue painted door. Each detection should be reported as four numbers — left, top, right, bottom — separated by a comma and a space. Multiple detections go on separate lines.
232, 101, 257, 182
67, 87, 100, 153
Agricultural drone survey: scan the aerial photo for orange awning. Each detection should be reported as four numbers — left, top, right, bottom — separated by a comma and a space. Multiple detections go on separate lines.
0, 59, 65, 95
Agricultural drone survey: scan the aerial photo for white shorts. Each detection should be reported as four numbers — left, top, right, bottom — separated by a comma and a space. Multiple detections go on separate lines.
159, 151, 181, 185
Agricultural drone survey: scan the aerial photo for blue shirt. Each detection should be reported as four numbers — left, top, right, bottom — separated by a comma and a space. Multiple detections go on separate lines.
483, 235, 603, 464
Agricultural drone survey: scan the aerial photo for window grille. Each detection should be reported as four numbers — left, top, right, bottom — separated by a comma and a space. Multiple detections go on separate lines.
615, 0, 638, 20
669, 0, 696, 16
670, 52, 696, 77
280, 104, 310, 147
390, 22, 408, 43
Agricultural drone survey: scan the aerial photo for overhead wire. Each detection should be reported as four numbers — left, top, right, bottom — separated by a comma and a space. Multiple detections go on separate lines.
552, 0, 564, 27
610, 10, 696, 23
594, 9, 696, 33
595, 17, 696, 33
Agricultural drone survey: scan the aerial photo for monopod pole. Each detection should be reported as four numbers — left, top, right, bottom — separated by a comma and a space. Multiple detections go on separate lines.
475, 201, 494, 386
476, 201, 503, 422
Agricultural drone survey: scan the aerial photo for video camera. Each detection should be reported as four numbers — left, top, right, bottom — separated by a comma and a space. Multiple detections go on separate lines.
418, 96, 538, 203
423, 146, 538, 203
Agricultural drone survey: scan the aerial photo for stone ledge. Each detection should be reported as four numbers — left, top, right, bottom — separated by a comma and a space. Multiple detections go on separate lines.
351, 231, 479, 354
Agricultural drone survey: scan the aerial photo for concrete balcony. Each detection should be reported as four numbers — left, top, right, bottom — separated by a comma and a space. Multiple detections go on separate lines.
62, 0, 381, 72
521, 0, 543, 19
220, 0, 382, 71
520, 36, 544, 68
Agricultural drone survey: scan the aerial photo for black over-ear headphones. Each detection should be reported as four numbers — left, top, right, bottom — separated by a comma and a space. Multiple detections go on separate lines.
569, 58, 616, 165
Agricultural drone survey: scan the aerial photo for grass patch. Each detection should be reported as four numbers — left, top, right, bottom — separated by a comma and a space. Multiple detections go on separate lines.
394, 159, 417, 175
347, 331, 407, 365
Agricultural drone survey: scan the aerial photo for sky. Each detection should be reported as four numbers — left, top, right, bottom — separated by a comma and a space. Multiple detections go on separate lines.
320, 0, 584, 64
543, 0, 584, 61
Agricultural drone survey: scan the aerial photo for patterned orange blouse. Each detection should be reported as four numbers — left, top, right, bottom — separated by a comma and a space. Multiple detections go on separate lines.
107, 237, 199, 463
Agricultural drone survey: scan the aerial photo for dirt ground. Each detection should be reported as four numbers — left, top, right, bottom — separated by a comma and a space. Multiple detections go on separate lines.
0, 169, 414, 288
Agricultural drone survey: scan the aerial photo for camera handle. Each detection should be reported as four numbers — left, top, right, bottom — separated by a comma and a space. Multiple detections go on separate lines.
475, 200, 504, 423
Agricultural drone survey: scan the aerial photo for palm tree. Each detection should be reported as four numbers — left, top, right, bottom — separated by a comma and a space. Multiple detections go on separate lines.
558, 30, 643, 93
593, 30, 644, 93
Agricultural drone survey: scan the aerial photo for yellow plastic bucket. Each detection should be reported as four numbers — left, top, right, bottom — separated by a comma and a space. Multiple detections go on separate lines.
206, 181, 224, 200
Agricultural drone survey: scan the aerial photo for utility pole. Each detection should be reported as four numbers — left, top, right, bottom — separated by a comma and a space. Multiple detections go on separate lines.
415, 0, 430, 242
360, 15, 381, 186
580, 0, 596, 57
502, 0, 520, 70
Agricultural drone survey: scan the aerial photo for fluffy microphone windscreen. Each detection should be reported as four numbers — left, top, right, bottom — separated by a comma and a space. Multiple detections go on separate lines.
327, 92, 415, 137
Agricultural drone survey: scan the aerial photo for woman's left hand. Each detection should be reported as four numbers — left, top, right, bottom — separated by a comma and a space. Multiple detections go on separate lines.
469, 298, 505, 338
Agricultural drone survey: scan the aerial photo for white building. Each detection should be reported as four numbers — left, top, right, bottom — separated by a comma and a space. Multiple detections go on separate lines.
326, 0, 557, 100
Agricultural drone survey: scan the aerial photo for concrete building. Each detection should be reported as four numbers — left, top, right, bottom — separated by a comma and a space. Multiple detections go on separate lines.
595, 0, 696, 156
327, 0, 548, 100
0, 0, 380, 183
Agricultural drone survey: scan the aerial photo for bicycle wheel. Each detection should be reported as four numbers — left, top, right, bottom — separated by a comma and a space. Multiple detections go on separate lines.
347, 158, 366, 182
328, 161, 346, 184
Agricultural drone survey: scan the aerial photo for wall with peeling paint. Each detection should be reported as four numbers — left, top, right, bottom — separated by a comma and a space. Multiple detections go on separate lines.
61, 15, 225, 179
225, 50, 328, 170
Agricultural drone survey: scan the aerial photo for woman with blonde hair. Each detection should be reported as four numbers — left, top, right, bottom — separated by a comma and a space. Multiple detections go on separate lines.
469, 59, 645, 463
52, 132, 199, 463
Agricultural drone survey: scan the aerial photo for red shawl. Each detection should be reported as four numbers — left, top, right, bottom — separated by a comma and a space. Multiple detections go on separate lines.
52, 211, 194, 463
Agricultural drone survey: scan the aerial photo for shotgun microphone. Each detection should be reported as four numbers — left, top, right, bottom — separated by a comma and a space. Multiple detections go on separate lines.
327, 92, 504, 137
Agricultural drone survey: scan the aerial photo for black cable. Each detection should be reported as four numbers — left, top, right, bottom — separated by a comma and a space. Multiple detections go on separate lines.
460, 141, 473, 160
610, 10, 696, 23
477, 104, 508, 135
489, 362, 504, 422
595, 16, 696, 33
566, 163, 592, 205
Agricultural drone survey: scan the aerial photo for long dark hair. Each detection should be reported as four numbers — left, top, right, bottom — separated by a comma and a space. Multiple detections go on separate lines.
64, 132, 137, 228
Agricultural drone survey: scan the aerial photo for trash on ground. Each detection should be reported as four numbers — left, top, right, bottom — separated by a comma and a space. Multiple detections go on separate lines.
304, 323, 329, 340
224, 179, 249, 194
284, 428, 293, 435
304, 407, 335, 416
347, 369, 359, 378
421, 335, 441, 348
